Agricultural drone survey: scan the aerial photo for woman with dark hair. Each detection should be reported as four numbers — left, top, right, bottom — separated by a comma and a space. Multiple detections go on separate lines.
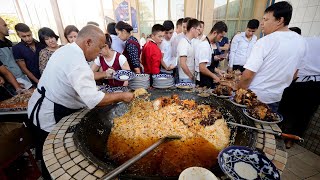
115, 21, 141, 73
91, 34, 130, 87
38, 27, 60, 74
64, 25, 79, 43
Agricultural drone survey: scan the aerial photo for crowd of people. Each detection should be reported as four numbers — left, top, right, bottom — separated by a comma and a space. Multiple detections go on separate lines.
0, 1, 319, 179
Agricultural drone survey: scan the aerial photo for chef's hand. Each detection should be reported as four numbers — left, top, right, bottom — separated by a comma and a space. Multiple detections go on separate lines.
213, 76, 220, 83
16, 88, 27, 94
0, 76, 5, 86
121, 92, 134, 102
105, 68, 115, 79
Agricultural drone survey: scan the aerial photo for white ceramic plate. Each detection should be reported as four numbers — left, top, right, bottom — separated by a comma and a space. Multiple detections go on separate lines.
242, 108, 283, 124
178, 167, 218, 180
229, 97, 247, 108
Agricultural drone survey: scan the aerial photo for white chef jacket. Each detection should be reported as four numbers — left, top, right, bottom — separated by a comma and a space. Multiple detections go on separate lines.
28, 43, 105, 132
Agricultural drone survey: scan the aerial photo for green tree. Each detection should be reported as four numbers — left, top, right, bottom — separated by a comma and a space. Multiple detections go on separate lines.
0, 14, 20, 42
1, 14, 19, 31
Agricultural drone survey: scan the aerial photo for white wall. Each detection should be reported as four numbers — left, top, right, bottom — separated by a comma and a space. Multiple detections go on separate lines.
276, 0, 320, 37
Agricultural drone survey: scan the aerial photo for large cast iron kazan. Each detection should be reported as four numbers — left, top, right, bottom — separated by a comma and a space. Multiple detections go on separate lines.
72, 89, 257, 179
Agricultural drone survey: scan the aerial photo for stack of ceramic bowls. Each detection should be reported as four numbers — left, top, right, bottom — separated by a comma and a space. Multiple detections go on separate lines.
152, 74, 175, 88
105, 86, 129, 93
128, 74, 150, 90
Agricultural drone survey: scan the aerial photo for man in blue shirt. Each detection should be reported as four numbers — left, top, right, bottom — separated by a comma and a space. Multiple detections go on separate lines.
212, 36, 229, 68
12, 23, 45, 84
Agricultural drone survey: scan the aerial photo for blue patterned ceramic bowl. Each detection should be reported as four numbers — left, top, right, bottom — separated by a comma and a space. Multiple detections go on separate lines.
105, 86, 128, 93
152, 74, 173, 79
113, 70, 135, 81
218, 146, 280, 180
175, 83, 195, 89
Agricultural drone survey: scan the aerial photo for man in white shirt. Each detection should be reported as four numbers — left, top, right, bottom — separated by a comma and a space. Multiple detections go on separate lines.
195, 21, 227, 88
171, 18, 183, 41
107, 22, 125, 53
238, 1, 306, 111
139, 33, 146, 49
171, 17, 191, 59
160, 20, 176, 74
197, 21, 206, 41
27, 25, 134, 178
228, 19, 259, 72
176, 19, 200, 83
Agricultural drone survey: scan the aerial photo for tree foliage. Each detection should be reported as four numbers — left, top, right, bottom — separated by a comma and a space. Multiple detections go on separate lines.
1, 14, 20, 30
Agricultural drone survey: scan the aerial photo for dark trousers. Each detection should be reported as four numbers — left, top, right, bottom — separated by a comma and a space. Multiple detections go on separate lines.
278, 81, 320, 136
28, 123, 50, 179
233, 65, 245, 72
199, 66, 218, 89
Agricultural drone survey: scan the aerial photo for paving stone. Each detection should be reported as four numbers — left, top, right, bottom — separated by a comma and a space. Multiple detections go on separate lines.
62, 160, 75, 170
83, 174, 97, 180
265, 153, 274, 160
272, 160, 285, 171
265, 138, 276, 145
79, 160, 90, 168
51, 130, 58, 134
274, 154, 287, 164
56, 150, 68, 159
60, 125, 69, 130
276, 149, 288, 158
46, 157, 58, 167
264, 147, 275, 156
64, 138, 73, 143
263, 125, 272, 130
256, 143, 263, 150
59, 156, 71, 164
70, 122, 79, 125
56, 173, 71, 180
70, 151, 80, 158
270, 124, 282, 132
85, 165, 97, 173
43, 148, 53, 156
44, 139, 54, 145
93, 169, 105, 178
255, 123, 262, 128
58, 130, 67, 134
67, 165, 81, 176
51, 168, 64, 179
257, 133, 264, 138
73, 154, 85, 164
65, 133, 74, 138
265, 133, 275, 139
257, 137, 263, 144
55, 146, 65, 153
55, 134, 64, 139
65, 142, 75, 148
43, 144, 53, 151
67, 146, 77, 153
265, 142, 276, 150
63, 121, 72, 125
47, 163, 61, 173
74, 170, 89, 180
55, 142, 64, 148
47, 134, 56, 140
43, 153, 55, 161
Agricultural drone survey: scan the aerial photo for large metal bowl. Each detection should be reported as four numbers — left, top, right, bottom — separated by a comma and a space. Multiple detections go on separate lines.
73, 89, 257, 179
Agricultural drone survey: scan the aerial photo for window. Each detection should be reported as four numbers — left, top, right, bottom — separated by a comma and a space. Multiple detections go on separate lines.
213, 0, 255, 39
138, 0, 184, 36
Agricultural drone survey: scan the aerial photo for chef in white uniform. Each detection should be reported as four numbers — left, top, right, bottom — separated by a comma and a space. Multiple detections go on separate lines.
27, 25, 134, 178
